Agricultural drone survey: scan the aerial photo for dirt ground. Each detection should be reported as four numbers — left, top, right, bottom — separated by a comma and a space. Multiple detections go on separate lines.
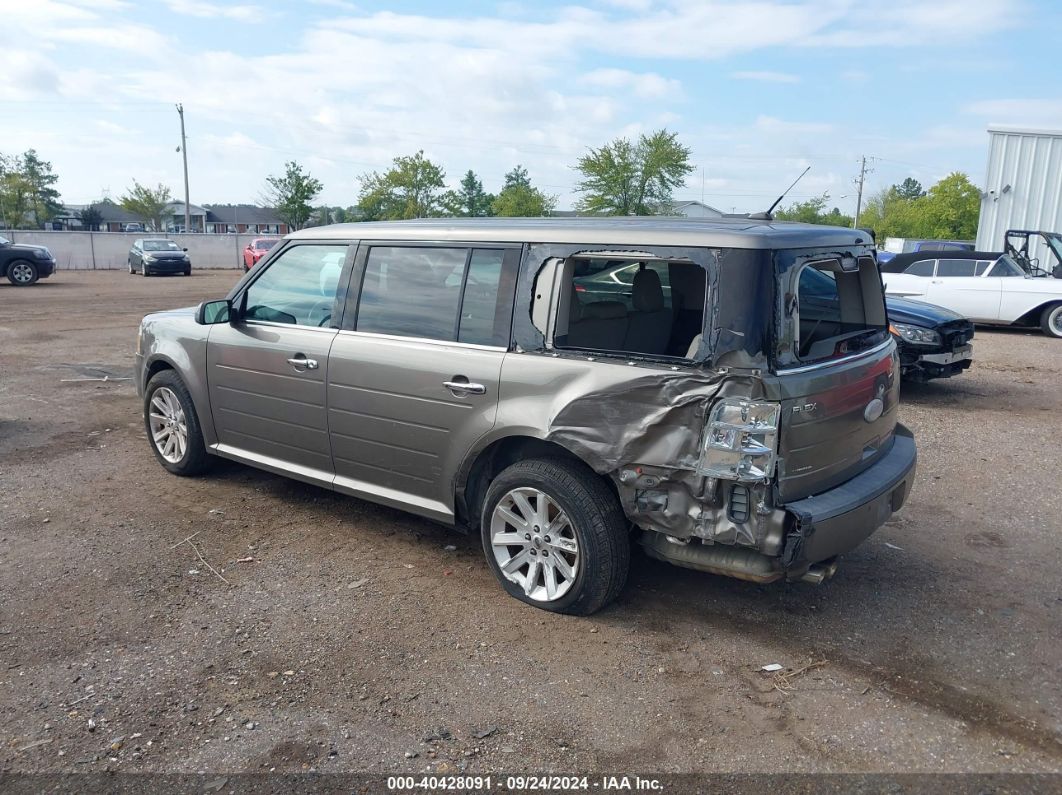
1, 271, 1060, 780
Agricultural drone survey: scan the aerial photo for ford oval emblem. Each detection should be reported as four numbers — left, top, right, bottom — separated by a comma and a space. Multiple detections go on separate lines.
864, 398, 884, 423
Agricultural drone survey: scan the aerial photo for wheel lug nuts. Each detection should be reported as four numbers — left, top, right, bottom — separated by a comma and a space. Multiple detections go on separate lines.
544, 535, 551, 543
524, 533, 532, 541
530, 550, 537, 556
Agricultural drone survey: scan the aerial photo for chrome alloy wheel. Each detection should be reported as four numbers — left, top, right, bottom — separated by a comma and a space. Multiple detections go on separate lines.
490, 487, 579, 602
10, 262, 35, 284
148, 386, 188, 463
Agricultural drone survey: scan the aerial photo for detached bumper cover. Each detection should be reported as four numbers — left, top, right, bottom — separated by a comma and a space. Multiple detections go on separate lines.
782, 423, 916, 567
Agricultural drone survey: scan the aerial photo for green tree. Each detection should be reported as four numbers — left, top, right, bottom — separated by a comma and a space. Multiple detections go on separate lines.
491, 166, 556, 217
21, 149, 63, 228
574, 129, 693, 215
894, 177, 924, 200
79, 203, 104, 231
774, 194, 853, 227
502, 165, 531, 191
0, 154, 32, 229
120, 181, 172, 232
263, 161, 323, 230
356, 151, 449, 220
857, 172, 980, 241
920, 172, 980, 239
452, 169, 494, 217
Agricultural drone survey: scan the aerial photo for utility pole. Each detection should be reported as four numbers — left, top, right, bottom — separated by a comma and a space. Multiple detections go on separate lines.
176, 103, 191, 233
852, 155, 872, 228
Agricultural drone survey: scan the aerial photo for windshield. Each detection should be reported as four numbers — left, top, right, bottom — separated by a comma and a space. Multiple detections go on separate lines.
255, 239, 279, 250
143, 240, 181, 252
1046, 234, 1062, 264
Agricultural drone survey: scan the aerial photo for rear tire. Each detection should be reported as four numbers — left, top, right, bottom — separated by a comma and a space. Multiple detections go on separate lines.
7, 259, 38, 286
481, 457, 629, 615
1040, 303, 1062, 339
183, 268, 191, 276
144, 370, 210, 476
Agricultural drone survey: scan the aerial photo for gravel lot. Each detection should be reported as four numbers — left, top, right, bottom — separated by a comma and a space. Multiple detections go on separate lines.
1, 271, 1060, 778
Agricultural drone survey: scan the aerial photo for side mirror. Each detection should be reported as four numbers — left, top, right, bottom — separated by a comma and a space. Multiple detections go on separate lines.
195, 299, 232, 325
182, 247, 189, 252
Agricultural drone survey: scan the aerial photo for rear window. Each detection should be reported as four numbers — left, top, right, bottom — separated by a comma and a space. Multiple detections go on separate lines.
555, 257, 706, 358
793, 257, 888, 364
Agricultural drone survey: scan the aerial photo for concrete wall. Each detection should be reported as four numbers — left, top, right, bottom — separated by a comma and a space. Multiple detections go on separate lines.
5, 231, 261, 270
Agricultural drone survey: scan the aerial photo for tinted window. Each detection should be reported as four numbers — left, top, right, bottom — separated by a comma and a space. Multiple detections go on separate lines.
357, 247, 466, 340
244, 244, 347, 326
904, 260, 935, 276
936, 259, 978, 277
458, 250, 511, 346
975, 260, 993, 275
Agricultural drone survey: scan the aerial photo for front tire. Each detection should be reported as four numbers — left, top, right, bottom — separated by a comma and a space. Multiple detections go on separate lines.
7, 259, 38, 286
1040, 303, 1062, 339
144, 370, 210, 476
481, 458, 629, 615
141, 261, 149, 276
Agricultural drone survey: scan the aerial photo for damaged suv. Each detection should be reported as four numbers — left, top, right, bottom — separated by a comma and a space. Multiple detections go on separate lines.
136, 218, 917, 614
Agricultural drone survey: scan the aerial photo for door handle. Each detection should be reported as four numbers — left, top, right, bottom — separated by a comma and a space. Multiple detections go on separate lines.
287, 355, 319, 370
444, 379, 486, 396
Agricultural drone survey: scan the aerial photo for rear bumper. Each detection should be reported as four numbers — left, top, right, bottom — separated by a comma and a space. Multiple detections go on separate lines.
782, 423, 916, 567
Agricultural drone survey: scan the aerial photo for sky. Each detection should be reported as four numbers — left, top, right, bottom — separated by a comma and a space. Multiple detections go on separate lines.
2, 0, 1061, 215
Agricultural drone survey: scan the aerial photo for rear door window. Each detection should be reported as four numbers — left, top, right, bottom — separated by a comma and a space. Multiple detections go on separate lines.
904, 260, 935, 276
354, 246, 514, 345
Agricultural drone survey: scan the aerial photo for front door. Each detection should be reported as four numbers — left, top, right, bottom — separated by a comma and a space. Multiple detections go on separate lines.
327, 244, 519, 521
206, 243, 350, 484
925, 258, 1000, 321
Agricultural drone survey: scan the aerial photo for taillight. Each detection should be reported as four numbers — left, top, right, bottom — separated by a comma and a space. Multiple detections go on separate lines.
698, 398, 781, 482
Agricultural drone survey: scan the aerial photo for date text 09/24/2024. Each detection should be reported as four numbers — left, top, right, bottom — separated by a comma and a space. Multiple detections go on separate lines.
386, 775, 664, 791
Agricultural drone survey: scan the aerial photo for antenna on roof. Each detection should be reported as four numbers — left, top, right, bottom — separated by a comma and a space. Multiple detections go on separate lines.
749, 166, 811, 221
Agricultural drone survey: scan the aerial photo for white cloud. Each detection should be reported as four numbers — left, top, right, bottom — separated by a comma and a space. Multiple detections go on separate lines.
731, 70, 800, 84
164, 1, 265, 21
963, 99, 1062, 130
580, 68, 683, 99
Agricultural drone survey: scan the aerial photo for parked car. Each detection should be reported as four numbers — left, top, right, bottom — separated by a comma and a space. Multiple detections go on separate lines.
877, 238, 974, 265
881, 251, 1062, 338
122, 223, 145, 233
128, 239, 191, 277
136, 218, 916, 615
0, 234, 56, 286
242, 237, 281, 271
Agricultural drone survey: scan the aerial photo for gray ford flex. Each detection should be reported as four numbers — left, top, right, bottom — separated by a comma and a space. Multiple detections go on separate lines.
136, 218, 917, 615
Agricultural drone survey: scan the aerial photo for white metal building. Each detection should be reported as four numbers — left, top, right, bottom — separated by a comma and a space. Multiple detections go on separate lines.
976, 126, 1062, 261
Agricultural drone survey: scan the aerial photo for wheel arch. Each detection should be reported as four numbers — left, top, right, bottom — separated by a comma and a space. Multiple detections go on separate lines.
455, 433, 620, 533
1013, 299, 1062, 327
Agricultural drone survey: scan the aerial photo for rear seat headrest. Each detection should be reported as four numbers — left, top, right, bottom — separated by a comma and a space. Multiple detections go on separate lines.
581, 301, 627, 320
632, 268, 665, 312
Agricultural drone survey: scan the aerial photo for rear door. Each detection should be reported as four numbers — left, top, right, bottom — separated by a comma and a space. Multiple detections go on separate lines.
206, 242, 350, 484
773, 255, 896, 501
326, 243, 519, 521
